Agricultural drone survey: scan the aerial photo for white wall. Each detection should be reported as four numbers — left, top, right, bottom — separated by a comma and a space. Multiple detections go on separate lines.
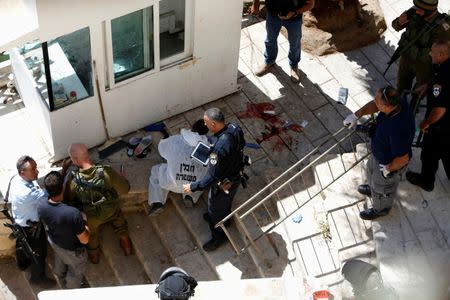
9, 48, 54, 155
13, 0, 243, 160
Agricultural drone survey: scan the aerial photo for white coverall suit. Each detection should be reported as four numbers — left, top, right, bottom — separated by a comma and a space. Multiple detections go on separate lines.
148, 129, 208, 205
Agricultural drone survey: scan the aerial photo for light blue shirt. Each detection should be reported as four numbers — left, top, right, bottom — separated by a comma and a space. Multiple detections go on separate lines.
9, 175, 47, 227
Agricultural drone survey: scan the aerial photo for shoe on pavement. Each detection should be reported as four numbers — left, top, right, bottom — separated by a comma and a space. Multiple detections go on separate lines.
147, 202, 164, 217
254, 63, 275, 77
183, 195, 194, 208
359, 207, 391, 220
202, 237, 227, 252
406, 171, 434, 192
357, 184, 371, 196
290, 67, 300, 83
119, 235, 132, 256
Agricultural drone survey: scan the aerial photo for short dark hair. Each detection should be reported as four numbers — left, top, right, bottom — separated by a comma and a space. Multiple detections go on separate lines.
192, 119, 209, 135
380, 86, 399, 106
44, 171, 64, 198
16, 156, 35, 174
204, 108, 224, 123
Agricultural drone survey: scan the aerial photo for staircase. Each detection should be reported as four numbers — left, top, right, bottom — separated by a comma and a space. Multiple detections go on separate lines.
0, 125, 378, 300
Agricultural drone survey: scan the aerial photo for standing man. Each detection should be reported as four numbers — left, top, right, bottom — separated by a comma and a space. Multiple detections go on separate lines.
251, 0, 315, 83
65, 143, 131, 264
183, 108, 245, 251
406, 40, 450, 191
392, 0, 450, 96
343, 86, 415, 220
38, 171, 90, 289
8, 155, 55, 287
147, 120, 210, 216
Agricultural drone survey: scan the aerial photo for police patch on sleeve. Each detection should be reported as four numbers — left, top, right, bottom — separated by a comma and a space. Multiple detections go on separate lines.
442, 22, 450, 31
209, 153, 218, 165
432, 84, 442, 97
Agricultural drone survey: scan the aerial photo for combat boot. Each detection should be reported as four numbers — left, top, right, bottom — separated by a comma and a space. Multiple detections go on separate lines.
88, 249, 100, 264
119, 235, 132, 256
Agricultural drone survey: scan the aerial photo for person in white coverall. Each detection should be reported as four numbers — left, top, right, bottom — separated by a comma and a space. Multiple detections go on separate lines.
147, 120, 209, 216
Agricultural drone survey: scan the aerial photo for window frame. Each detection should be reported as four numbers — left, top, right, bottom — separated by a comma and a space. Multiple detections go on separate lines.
104, 0, 194, 90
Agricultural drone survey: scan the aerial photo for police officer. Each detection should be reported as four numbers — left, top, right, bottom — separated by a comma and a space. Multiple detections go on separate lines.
392, 0, 450, 96
343, 86, 415, 220
8, 156, 55, 287
183, 108, 245, 251
406, 40, 450, 191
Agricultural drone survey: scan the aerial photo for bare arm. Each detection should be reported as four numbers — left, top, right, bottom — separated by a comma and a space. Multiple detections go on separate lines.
355, 100, 379, 118
387, 153, 409, 172
297, 0, 315, 14
421, 107, 446, 132
77, 225, 90, 245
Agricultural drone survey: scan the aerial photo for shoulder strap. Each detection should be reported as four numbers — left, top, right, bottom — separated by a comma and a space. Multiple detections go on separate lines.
3, 174, 17, 203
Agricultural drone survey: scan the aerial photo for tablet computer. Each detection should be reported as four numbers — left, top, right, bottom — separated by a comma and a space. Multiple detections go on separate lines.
191, 142, 211, 166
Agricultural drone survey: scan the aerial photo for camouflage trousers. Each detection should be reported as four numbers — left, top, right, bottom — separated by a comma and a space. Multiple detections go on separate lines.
86, 207, 128, 251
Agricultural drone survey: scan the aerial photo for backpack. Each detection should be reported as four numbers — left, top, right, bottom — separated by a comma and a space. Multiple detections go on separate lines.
71, 165, 118, 209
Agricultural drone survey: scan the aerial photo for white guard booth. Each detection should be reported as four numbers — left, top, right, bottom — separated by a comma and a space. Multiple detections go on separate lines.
0, 0, 243, 160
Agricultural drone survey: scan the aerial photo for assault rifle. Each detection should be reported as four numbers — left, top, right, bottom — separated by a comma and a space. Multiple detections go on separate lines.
1, 206, 38, 265
383, 10, 450, 77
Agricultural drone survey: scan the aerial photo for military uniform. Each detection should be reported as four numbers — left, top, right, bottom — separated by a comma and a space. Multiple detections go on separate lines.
190, 123, 245, 250
392, 11, 450, 94
65, 165, 130, 252
410, 59, 450, 189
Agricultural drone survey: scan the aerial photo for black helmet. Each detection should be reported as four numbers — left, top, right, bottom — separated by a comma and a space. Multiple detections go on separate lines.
155, 267, 198, 300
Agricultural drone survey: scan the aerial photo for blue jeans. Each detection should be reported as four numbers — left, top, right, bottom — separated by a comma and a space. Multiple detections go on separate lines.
265, 12, 302, 69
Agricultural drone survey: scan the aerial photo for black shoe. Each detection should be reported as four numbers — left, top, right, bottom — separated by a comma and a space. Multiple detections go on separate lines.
203, 238, 226, 252
30, 276, 57, 289
147, 202, 164, 216
406, 171, 434, 192
359, 207, 391, 220
203, 212, 232, 227
357, 184, 371, 196
183, 195, 194, 208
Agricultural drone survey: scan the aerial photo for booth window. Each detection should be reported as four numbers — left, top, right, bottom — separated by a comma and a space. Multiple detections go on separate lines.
159, 0, 186, 64
18, 28, 93, 111
111, 6, 154, 83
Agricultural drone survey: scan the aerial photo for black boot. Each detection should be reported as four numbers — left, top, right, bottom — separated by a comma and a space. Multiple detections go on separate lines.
406, 171, 434, 192
202, 237, 227, 252
359, 207, 391, 220
357, 184, 371, 196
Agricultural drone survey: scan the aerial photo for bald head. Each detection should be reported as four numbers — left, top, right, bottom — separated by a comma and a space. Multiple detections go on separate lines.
430, 40, 450, 64
68, 143, 91, 168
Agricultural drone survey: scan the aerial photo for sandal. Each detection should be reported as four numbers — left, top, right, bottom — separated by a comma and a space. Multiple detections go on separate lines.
134, 135, 152, 157
127, 136, 142, 157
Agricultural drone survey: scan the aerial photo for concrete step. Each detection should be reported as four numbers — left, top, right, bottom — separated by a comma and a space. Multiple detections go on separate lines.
149, 200, 219, 281
0, 257, 34, 300
100, 226, 151, 285
83, 249, 119, 287
126, 211, 174, 283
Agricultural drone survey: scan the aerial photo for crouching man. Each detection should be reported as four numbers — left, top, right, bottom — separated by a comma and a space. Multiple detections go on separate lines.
343, 86, 415, 220
38, 171, 90, 289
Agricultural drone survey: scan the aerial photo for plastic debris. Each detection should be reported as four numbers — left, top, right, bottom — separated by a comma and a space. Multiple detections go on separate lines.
245, 142, 262, 149
292, 214, 303, 223
337, 87, 348, 105
300, 120, 309, 128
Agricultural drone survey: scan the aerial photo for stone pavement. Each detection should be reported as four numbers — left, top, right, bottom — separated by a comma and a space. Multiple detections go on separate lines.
0, 1, 450, 299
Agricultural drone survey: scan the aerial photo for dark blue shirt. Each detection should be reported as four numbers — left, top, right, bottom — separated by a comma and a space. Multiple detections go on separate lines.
37, 199, 85, 251
191, 123, 244, 192
371, 99, 415, 165
266, 0, 305, 19
426, 59, 450, 129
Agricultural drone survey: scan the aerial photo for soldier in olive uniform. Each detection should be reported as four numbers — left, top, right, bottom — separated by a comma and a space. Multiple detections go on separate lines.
392, 0, 450, 99
65, 143, 131, 264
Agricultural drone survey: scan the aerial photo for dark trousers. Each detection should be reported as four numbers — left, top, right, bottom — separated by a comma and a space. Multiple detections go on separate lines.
420, 130, 450, 185
206, 181, 240, 241
21, 225, 47, 281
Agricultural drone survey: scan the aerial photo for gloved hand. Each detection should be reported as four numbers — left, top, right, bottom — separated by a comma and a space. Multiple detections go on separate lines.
343, 113, 358, 129
379, 164, 392, 179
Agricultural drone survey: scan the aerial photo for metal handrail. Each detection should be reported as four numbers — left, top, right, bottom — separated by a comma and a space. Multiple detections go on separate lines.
215, 125, 371, 254
215, 126, 348, 228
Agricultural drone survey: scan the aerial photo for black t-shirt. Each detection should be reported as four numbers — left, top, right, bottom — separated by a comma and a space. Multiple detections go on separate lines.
371, 99, 415, 165
38, 199, 85, 251
265, 0, 306, 17
426, 59, 450, 129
